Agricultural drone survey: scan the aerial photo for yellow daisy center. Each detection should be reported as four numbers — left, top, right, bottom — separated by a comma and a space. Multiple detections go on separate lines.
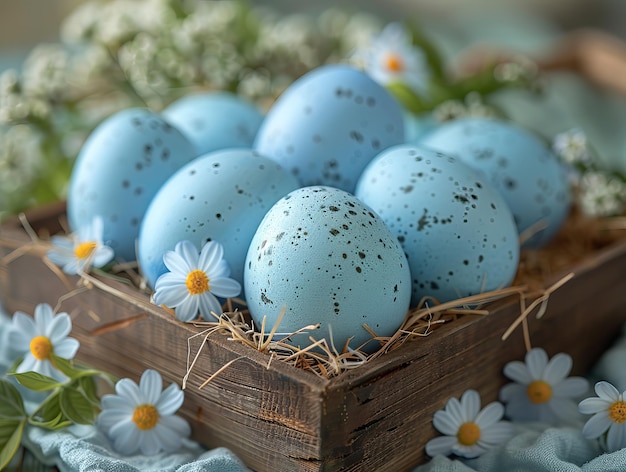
30, 335, 53, 361
132, 404, 159, 430
457, 422, 481, 446
186, 269, 210, 295
526, 380, 553, 404
384, 53, 405, 72
74, 241, 97, 259
609, 401, 626, 424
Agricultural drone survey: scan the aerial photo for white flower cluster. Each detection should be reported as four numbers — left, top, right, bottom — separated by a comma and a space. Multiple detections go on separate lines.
433, 93, 501, 123
552, 129, 626, 217
0, 0, 379, 218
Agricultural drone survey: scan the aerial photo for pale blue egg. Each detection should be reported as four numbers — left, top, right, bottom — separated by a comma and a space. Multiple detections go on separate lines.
162, 92, 264, 155
67, 108, 196, 262
244, 186, 412, 352
138, 148, 300, 289
355, 145, 520, 307
254, 64, 404, 193
418, 117, 571, 248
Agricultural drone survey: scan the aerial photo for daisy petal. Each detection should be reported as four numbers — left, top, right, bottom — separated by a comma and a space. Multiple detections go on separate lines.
154, 422, 184, 453
582, 411, 612, 439
445, 397, 464, 424
115, 379, 143, 406
156, 383, 184, 415
553, 377, 589, 398
34, 304, 54, 329
607, 422, 626, 452
111, 421, 141, 456
176, 240, 200, 267
158, 414, 191, 438
432, 410, 459, 436
199, 241, 224, 273
579, 397, 613, 415
478, 421, 513, 445
209, 277, 241, 299
474, 402, 504, 429
461, 390, 480, 422
46, 313, 72, 342
139, 370, 162, 405
54, 338, 80, 359
542, 353, 572, 384
153, 283, 189, 308
595, 381, 620, 401
525, 348, 548, 379
175, 296, 200, 322
503, 361, 531, 384
198, 293, 224, 319
163, 251, 192, 274
139, 429, 162, 456
425, 435, 457, 457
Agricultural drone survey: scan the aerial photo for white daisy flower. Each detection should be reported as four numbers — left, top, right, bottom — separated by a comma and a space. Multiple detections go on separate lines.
152, 240, 241, 322
425, 389, 513, 459
46, 216, 114, 275
97, 369, 191, 456
579, 381, 626, 453
499, 348, 589, 425
351, 22, 430, 95
7, 303, 80, 382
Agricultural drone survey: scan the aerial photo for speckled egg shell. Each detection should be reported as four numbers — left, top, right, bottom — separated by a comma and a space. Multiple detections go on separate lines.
138, 148, 300, 289
162, 92, 264, 156
253, 64, 404, 193
355, 145, 520, 307
419, 117, 571, 248
244, 186, 412, 351
67, 108, 196, 262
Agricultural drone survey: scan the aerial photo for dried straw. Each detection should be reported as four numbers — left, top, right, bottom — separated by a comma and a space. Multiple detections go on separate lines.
1, 207, 625, 380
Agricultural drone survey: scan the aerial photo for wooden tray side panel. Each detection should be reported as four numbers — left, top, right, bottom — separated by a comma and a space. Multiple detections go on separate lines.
315, 245, 626, 471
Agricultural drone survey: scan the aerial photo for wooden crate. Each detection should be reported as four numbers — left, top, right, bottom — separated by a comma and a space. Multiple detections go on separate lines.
2, 203, 626, 471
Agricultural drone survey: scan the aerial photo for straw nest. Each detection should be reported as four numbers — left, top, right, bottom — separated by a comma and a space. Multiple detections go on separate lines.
1, 207, 625, 380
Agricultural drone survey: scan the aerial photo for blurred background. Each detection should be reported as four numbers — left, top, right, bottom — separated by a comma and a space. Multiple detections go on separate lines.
2, 0, 626, 215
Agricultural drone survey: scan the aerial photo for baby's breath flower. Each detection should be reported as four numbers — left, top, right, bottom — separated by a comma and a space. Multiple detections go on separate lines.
46, 216, 115, 275
7, 303, 80, 382
153, 240, 241, 322
97, 369, 190, 456
577, 171, 626, 217
499, 348, 589, 425
425, 389, 513, 458
553, 128, 592, 165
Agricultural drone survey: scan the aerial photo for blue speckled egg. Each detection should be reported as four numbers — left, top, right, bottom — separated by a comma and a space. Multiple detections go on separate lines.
162, 92, 264, 155
253, 64, 404, 193
419, 117, 571, 248
138, 148, 300, 289
355, 145, 519, 307
244, 186, 412, 351
67, 108, 196, 262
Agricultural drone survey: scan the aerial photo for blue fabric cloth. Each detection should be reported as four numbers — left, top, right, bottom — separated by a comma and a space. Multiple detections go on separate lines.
5, 300, 626, 471
22, 425, 249, 472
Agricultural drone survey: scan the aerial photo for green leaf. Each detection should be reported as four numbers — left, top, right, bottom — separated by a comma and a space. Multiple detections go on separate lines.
59, 387, 98, 425
386, 82, 434, 114
51, 355, 103, 380
31, 390, 63, 424
29, 411, 72, 430
78, 376, 101, 407
10, 371, 62, 392
0, 379, 26, 419
0, 419, 26, 471
404, 20, 447, 83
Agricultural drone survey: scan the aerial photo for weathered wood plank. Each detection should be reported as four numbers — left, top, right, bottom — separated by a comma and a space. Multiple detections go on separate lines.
3, 205, 626, 471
